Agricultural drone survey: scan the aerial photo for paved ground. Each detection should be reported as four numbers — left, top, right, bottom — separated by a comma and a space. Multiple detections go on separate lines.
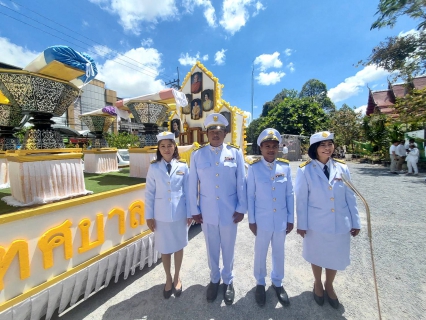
52, 161, 426, 320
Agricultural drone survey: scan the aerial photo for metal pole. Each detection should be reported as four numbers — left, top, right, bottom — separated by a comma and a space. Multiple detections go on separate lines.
341, 173, 382, 320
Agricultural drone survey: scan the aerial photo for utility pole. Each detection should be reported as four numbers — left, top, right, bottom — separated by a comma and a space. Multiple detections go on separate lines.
165, 67, 181, 89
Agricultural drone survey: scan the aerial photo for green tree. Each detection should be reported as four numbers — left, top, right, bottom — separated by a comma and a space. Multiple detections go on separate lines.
329, 104, 362, 152
362, 113, 391, 156
371, 0, 426, 30
299, 79, 336, 113
104, 132, 139, 149
394, 86, 426, 123
262, 97, 329, 136
363, 32, 426, 80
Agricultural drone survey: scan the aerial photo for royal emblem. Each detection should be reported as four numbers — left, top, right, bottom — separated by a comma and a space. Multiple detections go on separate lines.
322, 132, 329, 137
162, 132, 168, 136
213, 115, 218, 121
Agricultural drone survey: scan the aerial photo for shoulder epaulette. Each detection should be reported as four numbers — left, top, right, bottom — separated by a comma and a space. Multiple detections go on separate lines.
276, 158, 290, 164
178, 159, 187, 163
333, 158, 346, 164
227, 143, 240, 149
247, 158, 261, 165
150, 159, 157, 164
193, 143, 209, 151
299, 159, 311, 168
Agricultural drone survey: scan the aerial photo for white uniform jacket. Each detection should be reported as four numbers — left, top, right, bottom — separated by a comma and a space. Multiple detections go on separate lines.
189, 143, 247, 226
406, 147, 419, 162
145, 158, 191, 222
247, 157, 294, 232
295, 159, 360, 234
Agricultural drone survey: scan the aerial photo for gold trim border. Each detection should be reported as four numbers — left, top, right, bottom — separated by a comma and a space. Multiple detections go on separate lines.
0, 184, 146, 225
0, 229, 152, 313
7, 153, 83, 163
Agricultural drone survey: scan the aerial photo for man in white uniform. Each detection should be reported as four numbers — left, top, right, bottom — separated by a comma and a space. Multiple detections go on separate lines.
189, 113, 247, 305
389, 141, 399, 174
282, 143, 289, 159
247, 128, 294, 307
396, 140, 406, 172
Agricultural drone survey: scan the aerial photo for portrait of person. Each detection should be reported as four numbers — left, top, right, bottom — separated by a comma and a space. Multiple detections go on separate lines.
171, 119, 181, 138
202, 89, 214, 111
191, 99, 202, 120
220, 111, 231, 132
191, 72, 202, 94
182, 94, 192, 114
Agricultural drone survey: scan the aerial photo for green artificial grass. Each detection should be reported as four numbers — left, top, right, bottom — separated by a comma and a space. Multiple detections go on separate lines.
0, 168, 145, 216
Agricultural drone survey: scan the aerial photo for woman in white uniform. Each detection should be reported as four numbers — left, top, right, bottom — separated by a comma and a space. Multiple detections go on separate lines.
295, 131, 361, 309
145, 132, 193, 299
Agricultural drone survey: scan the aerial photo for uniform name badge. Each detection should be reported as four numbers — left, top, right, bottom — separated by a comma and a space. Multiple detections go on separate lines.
275, 173, 287, 182
224, 157, 235, 161
176, 171, 185, 175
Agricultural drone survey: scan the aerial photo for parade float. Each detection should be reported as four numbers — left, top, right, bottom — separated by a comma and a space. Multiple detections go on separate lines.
0, 59, 247, 320
116, 60, 248, 179
80, 107, 119, 174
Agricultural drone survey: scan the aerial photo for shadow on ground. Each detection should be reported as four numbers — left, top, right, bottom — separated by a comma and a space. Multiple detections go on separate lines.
101, 285, 347, 320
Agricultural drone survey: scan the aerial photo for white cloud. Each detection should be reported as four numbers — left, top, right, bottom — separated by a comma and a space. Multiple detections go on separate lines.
0, 37, 39, 68
284, 48, 292, 56
354, 105, 367, 115
220, 0, 263, 35
256, 71, 285, 85
202, 54, 209, 61
398, 29, 420, 37
328, 65, 390, 103
96, 46, 165, 97
141, 38, 154, 47
286, 62, 295, 72
178, 52, 200, 66
82, 20, 89, 27
88, 0, 178, 35
252, 1, 265, 16
254, 52, 283, 71
214, 49, 227, 65
183, 0, 217, 27
92, 45, 112, 58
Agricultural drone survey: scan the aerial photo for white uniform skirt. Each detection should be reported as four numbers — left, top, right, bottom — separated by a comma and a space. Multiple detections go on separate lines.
154, 218, 188, 254
302, 229, 351, 271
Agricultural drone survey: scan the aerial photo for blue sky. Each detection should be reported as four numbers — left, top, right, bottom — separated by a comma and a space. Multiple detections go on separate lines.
0, 0, 419, 121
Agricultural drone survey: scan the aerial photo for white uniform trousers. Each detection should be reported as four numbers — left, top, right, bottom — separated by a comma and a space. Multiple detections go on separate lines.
254, 228, 286, 287
407, 159, 418, 174
201, 222, 238, 285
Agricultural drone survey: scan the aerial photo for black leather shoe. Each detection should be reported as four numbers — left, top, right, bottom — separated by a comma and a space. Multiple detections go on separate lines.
255, 285, 266, 307
272, 284, 289, 306
313, 285, 324, 306
163, 285, 172, 299
173, 282, 182, 297
206, 281, 220, 302
224, 283, 235, 305
327, 295, 339, 309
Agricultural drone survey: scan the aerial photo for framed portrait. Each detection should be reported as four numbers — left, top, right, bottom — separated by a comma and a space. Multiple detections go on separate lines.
171, 119, 181, 138
191, 98, 202, 120
201, 89, 214, 112
182, 94, 192, 114
220, 111, 231, 133
191, 72, 202, 94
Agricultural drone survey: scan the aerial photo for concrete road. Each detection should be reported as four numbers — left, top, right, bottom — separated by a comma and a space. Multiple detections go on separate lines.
52, 161, 426, 320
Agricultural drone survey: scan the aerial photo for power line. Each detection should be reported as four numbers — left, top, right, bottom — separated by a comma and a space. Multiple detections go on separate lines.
5, 0, 174, 81
0, 3, 175, 82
